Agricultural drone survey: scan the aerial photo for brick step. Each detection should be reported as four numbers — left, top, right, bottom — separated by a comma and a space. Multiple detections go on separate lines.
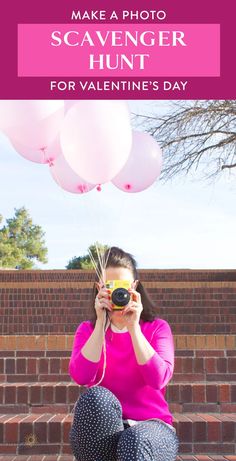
0, 300, 236, 310
1, 335, 235, 352
0, 268, 236, 282
2, 325, 236, 335
0, 413, 235, 456
2, 321, 236, 335
1, 457, 236, 461
1, 295, 236, 305
0, 457, 77, 461
0, 382, 236, 414
1, 350, 236, 383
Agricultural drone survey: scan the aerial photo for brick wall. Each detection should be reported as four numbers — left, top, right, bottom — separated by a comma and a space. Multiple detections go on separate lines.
0, 269, 236, 335
0, 269, 236, 457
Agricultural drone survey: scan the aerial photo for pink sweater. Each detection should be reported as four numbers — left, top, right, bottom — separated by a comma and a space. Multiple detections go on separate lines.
68, 317, 175, 426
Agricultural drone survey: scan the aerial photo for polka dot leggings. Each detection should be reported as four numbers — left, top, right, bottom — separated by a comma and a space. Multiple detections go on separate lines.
69, 386, 180, 461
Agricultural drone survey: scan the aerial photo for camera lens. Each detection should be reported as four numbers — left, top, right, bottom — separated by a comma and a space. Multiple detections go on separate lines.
112, 288, 130, 307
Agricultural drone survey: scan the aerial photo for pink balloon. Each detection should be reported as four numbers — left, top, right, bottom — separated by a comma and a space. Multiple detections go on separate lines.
50, 152, 95, 194
10, 136, 61, 164
60, 100, 132, 184
112, 131, 163, 193
1, 101, 64, 150
64, 100, 78, 113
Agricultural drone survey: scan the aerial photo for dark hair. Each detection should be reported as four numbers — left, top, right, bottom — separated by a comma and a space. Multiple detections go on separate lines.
88, 246, 157, 325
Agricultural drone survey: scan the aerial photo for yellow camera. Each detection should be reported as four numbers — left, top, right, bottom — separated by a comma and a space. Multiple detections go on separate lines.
105, 280, 132, 310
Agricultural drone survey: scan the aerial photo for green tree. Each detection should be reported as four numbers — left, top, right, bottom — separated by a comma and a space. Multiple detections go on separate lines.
0, 207, 48, 269
66, 242, 109, 270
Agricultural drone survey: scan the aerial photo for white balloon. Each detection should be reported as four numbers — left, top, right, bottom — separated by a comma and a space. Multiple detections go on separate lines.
0, 100, 64, 150
10, 136, 61, 165
112, 131, 163, 193
64, 100, 78, 113
60, 100, 132, 184
50, 153, 95, 194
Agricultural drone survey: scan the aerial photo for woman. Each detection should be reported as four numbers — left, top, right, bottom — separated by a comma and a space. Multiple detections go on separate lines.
69, 247, 180, 461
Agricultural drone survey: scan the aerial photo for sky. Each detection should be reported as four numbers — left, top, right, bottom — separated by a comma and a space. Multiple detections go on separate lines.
0, 100, 235, 270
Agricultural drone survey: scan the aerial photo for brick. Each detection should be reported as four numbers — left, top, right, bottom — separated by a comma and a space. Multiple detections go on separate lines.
4, 336, 17, 350
222, 421, 235, 442
5, 386, 16, 404
216, 335, 226, 348
39, 359, 48, 374
23, 336, 38, 350
194, 442, 235, 454
193, 385, 205, 403
183, 357, 193, 373
184, 336, 195, 351
61, 358, 70, 374
17, 351, 44, 357
68, 384, 80, 403
7, 374, 37, 383
55, 385, 66, 403
48, 415, 62, 443
174, 357, 182, 373
0, 336, 5, 350
16, 336, 30, 350
40, 374, 69, 382
56, 335, 66, 349
231, 384, 236, 402
0, 351, 14, 357
193, 420, 207, 442
42, 384, 54, 404
180, 385, 192, 403
168, 383, 179, 402
47, 336, 58, 350
196, 336, 206, 349
221, 403, 236, 412
34, 336, 46, 350
27, 358, 37, 374
5, 415, 23, 443
30, 386, 41, 404
194, 358, 204, 373
49, 358, 60, 374
18, 443, 60, 455
207, 420, 221, 442
178, 420, 193, 442
219, 384, 230, 402
33, 404, 68, 413
205, 335, 216, 349
176, 336, 187, 349
206, 384, 218, 403
0, 443, 18, 454
16, 359, 27, 374
34, 421, 47, 444
228, 358, 236, 373
17, 385, 28, 404
205, 357, 216, 373
5, 359, 15, 374
217, 358, 227, 373
226, 336, 235, 348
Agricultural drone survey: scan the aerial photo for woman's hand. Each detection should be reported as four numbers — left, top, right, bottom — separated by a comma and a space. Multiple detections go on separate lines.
121, 288, 143, 331
95, 282, 113, 322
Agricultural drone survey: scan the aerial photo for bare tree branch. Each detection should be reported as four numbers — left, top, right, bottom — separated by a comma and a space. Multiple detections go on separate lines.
133, 100, 236, 183
221, 163, 236, 170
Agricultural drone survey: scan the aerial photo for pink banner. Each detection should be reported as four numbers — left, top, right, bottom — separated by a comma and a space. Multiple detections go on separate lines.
18, 23, 220, 77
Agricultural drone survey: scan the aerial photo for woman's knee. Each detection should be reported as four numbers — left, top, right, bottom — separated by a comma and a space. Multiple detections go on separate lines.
73, 385, 123, 416
117, 422, 179, 461
117, 427, 149, 461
